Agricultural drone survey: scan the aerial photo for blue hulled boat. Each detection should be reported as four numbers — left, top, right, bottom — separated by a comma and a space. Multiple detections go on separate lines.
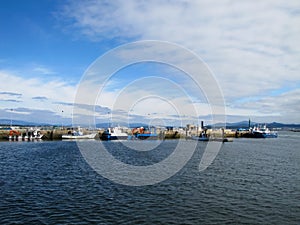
251, 125, 278, 138
100, 126, 128, 141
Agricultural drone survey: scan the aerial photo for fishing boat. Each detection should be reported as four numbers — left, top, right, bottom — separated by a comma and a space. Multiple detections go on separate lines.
62, 127, 97, 139
191, 134, 209, 141
191, 133, 232, 142
27, 128, 44, 140
8, 129, 21, 141
100, 126, 128, 140
250, 125, 278, 138
132, 127, 158, 140
8, 128, 44, 141
191, 136, 209, 141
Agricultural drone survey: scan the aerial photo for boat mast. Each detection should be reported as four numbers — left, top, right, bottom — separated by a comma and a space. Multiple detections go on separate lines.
10, 108, 13, 127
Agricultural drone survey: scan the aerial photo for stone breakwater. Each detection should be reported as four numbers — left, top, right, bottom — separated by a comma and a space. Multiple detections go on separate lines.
0, 128, 239, 141
0, 129, 98, 141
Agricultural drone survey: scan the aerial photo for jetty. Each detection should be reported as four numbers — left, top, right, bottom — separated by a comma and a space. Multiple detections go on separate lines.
0, 126, 233, 141
0, 119, 281, 141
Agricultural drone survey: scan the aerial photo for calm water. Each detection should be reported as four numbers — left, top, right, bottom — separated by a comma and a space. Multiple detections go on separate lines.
0, 132, 299, 224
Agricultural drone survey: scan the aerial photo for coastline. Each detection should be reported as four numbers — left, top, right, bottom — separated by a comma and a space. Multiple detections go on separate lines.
0, 126, 283, 141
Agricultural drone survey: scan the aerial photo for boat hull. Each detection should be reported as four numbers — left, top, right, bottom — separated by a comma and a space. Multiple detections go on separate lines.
62, 133, 97, 139
100, 135, 128, 141
191, 136, 209, 141
252, 132, 278, 138
100, 127, 129, 141
135, 133, 158, 140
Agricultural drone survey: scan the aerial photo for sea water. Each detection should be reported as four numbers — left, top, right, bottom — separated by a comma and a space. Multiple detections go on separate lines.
0, 132, 299, 224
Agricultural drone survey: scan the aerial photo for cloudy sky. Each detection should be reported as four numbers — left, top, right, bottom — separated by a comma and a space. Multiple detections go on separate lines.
0, 0, 299, 126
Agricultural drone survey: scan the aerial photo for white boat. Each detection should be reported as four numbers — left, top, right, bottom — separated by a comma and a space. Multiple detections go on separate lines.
62, 127, 97, 139
30, 129, 43, 139
100, 126, 128, 140
8, 128, 43, 141
24, 128, 44, 140
250, 125, 278, 138
62, 133, 97, 139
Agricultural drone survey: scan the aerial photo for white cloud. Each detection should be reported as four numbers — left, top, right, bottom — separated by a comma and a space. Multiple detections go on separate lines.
0, 70, 76, 122
2, 1, 299, 125
58, 0, 300, 123
239, 89, 300, 123
33, 66, 56, 75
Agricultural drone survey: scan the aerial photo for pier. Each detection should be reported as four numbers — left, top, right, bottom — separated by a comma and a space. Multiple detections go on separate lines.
0, 126, 237, 141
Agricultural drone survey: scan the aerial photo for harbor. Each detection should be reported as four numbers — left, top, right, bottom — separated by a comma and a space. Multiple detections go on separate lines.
0, 120, 283, 142
1, 1, 299, 224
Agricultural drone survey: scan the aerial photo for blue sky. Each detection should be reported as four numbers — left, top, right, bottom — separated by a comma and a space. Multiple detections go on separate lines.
0, 0, 104, 81
0, 0, 299, 126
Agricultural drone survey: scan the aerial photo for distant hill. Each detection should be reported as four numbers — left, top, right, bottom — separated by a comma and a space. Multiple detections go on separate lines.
0, 119, 68, 127
1, 119, 299, 129
0, 119, 50, 127
211, 121, 256, 129
223, 121, 300, 129
264, 122, 300, 129
96, 122, 151, 129
222, 120, 255, 129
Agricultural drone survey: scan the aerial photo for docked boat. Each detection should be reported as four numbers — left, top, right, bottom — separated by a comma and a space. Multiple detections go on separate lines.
209, 137, 233, 142
191, 134, 232, 142
27, 129, 43, 140
8, 128, 44, 141
8, 129, 21, 141
191, 136, 209, 141
62, 127, 97, 139
100, 126, 128, 140
132, 127, 158, 140
191, 130, 209, 141
250, 125, 278, 138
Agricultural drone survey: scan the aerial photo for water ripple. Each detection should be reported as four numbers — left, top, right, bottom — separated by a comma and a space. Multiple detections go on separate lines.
0, 132, 299, 224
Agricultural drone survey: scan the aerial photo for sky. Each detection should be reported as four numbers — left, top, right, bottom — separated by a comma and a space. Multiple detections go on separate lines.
0, 0, 299, 126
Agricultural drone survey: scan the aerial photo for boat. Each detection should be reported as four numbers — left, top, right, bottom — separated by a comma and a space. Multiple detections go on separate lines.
8, 128, 44, 141
27, 128, 43, 140
250, 125, 278, 138
191, 130, 209, 141
8, 129, 21, 141
100, 129, 111, 140
209, 137, 233, 142
132, 127, 158, 140
62, 127, 97, 139
100, 126, 128, 140
191, 136, 209, 141
191, 134, 232, 142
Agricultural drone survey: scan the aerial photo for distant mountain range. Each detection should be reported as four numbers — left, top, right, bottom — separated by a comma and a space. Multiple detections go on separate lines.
95, 122, 151, 128
1, 119, 299, 129
219, 121, 300, 129
0, 119, 51, 126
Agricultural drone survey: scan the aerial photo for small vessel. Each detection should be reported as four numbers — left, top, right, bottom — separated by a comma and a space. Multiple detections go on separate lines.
100, 126, 128, 140
209, 137, 233, 142
191, 131, 209, 141
62, 127, 97, 139
132, 127, 158, 140
8, 129, 21, 141
191, 133, 232, 142
191, 136, 209, 141
27, 128, 43, 140
250, 125, 278, 138
8, 128, 44, 141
